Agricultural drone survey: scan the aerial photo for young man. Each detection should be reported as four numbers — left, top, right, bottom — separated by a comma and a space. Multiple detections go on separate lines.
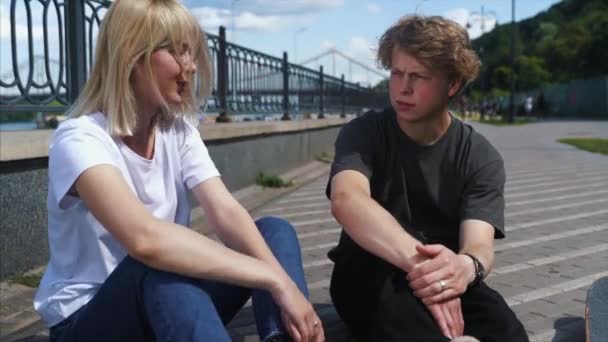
326, 16, 529, 342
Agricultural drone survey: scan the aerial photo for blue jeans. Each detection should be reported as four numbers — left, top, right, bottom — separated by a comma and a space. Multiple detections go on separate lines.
50, 216, 309, 342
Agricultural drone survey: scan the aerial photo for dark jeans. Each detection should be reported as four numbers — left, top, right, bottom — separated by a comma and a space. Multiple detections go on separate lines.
50, 216, 308, 342
330, 250, 529, 342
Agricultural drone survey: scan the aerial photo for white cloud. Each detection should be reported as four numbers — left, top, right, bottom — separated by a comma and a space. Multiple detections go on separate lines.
192, 6, 313, 33
224, 0, 344, 15
344, 36, 385, 86
191, 7, 231, 31
443, 8, 497, 39
190, 0, 344, 32
237, 12, 293, 32
347, 36, 376, 63
321, 40, 335, 50
191, 0, 343, 33
367, 3, 381, 14
444, 8, 469, 28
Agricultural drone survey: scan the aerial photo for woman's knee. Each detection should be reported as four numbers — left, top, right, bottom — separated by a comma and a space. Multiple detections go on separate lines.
255, 216, 298, 244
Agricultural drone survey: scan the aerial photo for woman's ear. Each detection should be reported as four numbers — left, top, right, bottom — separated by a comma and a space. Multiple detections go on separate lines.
130, 55, 147, 83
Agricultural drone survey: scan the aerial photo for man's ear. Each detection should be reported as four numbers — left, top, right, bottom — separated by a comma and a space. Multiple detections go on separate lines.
448, 79, 463, 98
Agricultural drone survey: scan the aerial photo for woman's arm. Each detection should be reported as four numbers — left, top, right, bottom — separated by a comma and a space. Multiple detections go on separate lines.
77, 165, 322, 341
76, 164, 282, 290
191, 177, 289, 276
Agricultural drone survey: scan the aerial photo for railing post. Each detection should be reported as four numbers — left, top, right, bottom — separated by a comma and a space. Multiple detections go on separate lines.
216, 26, 231, 123
340, 74, 345, 118
318, 65, 325, 119
65, 0, 87, 103
281, 52, 291, 120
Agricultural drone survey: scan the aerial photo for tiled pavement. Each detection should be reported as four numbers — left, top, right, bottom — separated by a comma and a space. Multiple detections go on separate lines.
1, 120, 607, 341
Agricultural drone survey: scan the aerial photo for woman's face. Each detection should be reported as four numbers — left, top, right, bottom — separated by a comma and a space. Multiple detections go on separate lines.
131, 44, 197, 113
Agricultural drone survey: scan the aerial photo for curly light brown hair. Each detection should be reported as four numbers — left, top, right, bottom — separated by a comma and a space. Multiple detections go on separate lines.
378, 15, 480, 96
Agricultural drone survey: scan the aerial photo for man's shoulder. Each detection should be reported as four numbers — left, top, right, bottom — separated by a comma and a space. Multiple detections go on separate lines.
453, 118, 503, 164
345, 108, 391, 127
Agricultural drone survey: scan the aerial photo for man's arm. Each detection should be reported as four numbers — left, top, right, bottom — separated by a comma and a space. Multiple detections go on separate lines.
407, 219, 495, 304
331, 170, 465, 338
459, 219, 495, 277
408, 155, 504, 304
330, 170, 425, 274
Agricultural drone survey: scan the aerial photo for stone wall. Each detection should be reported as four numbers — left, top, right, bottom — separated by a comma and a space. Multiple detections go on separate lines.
0, 118, 347, 279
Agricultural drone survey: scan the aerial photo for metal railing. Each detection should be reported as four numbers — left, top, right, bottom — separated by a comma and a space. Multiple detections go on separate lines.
0, 0, 387, 123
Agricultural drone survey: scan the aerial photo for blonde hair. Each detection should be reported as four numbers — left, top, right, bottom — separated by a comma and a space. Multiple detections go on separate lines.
69, 0, 212, 136
377, 15, 480, 95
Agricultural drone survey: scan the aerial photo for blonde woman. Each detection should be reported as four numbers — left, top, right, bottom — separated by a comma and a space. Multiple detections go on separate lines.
33, 1, 323, 341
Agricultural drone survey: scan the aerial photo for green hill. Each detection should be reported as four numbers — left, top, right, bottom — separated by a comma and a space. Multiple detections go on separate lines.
472, 0, 608, 93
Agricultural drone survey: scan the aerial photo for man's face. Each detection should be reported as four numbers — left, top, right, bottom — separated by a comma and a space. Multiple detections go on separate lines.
388, 48, 458, 123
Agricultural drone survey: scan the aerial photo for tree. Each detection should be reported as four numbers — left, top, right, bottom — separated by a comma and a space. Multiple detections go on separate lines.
472, 0, 608, 91
373, 78, 389, 91
516, 56, 551, 90
491, 66, 513, 90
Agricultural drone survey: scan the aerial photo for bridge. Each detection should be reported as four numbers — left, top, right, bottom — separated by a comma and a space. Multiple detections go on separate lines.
0, 1, 387, 120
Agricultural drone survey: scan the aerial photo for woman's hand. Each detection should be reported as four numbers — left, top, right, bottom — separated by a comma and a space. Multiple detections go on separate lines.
271, 276, 325, 342
407, 244, 475, 304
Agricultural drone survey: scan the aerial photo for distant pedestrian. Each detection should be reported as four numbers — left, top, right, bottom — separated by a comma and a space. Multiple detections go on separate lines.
525, 96, 534, 116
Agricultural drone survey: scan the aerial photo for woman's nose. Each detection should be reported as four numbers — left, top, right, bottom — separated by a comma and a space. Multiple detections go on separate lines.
185, 54, 196, 74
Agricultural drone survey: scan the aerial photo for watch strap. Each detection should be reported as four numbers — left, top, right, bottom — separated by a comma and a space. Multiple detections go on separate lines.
463, 253, 485, 287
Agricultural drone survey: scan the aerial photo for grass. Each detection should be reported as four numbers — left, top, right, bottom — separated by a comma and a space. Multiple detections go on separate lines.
476, 116, 536, 126
9, 272, 42, 288
255, 172, 293, 188
558, 138, 608, 155
315, 151, 334, 164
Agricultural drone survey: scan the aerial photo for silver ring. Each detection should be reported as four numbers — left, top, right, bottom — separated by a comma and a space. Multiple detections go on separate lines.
438, 280, 446, 292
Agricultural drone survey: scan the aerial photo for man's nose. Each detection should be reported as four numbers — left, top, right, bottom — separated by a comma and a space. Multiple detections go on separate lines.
400, 75, 413, 94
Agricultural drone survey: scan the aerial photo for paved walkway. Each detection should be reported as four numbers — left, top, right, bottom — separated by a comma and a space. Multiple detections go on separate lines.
2, 120, 608, 341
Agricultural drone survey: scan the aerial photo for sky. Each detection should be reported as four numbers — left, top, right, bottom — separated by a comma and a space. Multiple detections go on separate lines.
184, 0, 562, 86
0, 0, 561, 92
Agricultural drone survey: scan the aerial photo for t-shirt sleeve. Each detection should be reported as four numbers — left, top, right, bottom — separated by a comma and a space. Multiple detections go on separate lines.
459, 158, 506, 238
178, 120, 220, 190
48, 120, 118, 209
326, 115, 376, 199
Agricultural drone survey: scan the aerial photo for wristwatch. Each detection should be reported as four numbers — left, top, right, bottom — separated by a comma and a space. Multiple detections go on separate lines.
463, 253, 485, 287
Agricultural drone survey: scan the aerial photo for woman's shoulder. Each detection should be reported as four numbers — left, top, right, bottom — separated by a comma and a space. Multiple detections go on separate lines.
54, 112, 109, 138
168, 116, 199, 134
50, 112, 116, 153
162, 116, 204, 147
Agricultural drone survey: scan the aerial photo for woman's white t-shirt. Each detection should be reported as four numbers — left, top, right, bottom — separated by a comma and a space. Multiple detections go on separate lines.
33, 112, 220, 327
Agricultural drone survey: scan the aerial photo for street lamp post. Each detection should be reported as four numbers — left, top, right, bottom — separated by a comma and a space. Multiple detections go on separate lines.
467, 6, 497, 96
293, 27, 308, 63
467, 6, 498, 36
508, 0, 516, 123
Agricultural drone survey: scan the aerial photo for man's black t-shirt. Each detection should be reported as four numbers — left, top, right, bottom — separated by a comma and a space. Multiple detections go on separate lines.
326, 108, 506, 262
